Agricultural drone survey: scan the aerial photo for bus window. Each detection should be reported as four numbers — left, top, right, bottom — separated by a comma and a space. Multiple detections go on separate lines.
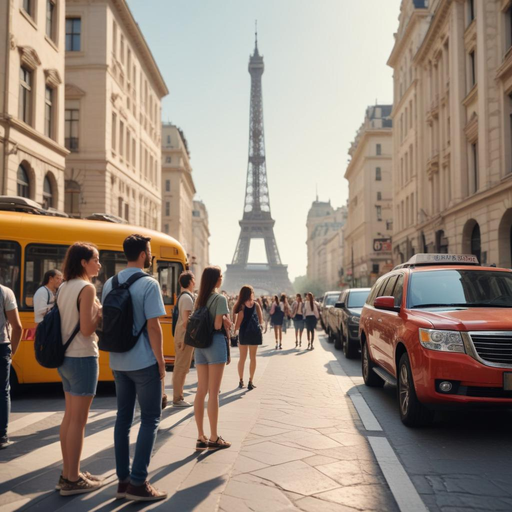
0, 241, 21, 302
24, 244, 67, 309
94, 251, 127, 297
157, 261, 183, 305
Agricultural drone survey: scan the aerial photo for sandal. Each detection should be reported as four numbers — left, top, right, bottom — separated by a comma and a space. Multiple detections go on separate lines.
238, 379, 244, 389
196, 436, 208, 451
248, 381, 256, 390
207, 436, 231, 450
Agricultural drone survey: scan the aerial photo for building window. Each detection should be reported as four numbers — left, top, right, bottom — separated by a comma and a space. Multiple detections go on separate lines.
66, 18, 81, 52
42, 175, 54, 209
469, 50, 476, 88
165, 201, 170, 216
124, 203, 129, 221
19, 66, 32, 124
119, 121, 124, 158
376, 144, 382, 155
65, 106, 79, 151
120, 34, 125, 66
467, 0, 475, 25
22, 0, 33, 17
376, 205, 382, 221
386, 220, 393, 231
507, 5, 512, 50
46, 0, 56, 41
44, 87, 53, 138
167, 135, 171, 145
165, 156, 171, 164
376, 167, 382, 181
111, 112, 117, 152
372, 264, 379, 274
471, 142, 479, 193
165, 180, 170, 192
118, 197, 123, 217
17, 165, 30, 198
164, 224, 169, 234
65, 180, 80, 215
377, 192, 382, 201
113, 21, 117, 57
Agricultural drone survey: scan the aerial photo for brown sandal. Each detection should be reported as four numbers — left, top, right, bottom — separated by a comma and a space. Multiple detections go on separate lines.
207, 436, 231, 450
196, 436, 208, 451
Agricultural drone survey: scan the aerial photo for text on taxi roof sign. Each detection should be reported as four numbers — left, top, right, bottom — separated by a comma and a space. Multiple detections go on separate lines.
407, 253, 479, 265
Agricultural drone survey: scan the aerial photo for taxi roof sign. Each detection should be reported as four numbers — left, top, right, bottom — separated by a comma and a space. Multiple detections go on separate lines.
394, 253, 480, 269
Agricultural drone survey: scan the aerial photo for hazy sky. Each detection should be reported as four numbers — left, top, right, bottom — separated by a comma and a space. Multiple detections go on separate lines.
127, 0, 401, 280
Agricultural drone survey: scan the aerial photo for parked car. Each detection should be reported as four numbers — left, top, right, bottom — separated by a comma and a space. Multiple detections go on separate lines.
319, 291, 340, 332
331, 288, 371, 357
359, 253, 512, 427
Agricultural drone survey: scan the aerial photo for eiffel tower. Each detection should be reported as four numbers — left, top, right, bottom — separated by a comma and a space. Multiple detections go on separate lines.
224, 32, 293, 295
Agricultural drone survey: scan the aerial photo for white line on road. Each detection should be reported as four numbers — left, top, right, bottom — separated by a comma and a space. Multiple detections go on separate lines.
8, 412, 57, 436
368, 436, 428, 512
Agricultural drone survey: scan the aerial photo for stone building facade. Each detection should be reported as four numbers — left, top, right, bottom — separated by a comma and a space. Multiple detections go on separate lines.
64, 0, 168, 227
343, 105, 394, 287
306, 200, 347, 291
0, 0, 67, 209
389, 0, 512, 268
191, 199, 210, 281
161, 123, 195, 253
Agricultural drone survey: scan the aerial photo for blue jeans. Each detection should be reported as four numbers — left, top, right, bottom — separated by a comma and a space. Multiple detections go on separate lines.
113, 363, 162, 485
0, 344, 11, 440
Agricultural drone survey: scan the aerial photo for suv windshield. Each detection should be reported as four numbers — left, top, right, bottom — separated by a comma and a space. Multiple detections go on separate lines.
408, 270, 512, 308
348, 290, 370, 308
325, 295, 338, 306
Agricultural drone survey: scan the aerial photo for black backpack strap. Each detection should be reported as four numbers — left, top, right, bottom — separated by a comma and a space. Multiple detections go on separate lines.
63, 322, 81, 350
112, 274, 120, 289
46, 287, 51, 305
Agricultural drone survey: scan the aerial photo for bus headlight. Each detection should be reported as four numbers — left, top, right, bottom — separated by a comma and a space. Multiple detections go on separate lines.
419, 329, 465, 353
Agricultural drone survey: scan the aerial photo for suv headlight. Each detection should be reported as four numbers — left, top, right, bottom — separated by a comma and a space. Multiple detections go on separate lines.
349, 315, 360, 324
419, 329, 465, 353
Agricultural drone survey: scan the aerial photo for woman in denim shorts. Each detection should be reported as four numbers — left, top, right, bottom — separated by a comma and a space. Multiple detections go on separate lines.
193, 266, 232, 451
57, 243, 104, 496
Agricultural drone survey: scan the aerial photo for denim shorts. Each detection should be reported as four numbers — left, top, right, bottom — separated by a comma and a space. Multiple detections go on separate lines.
58, 356, 99, 396
194, 332, 227, 365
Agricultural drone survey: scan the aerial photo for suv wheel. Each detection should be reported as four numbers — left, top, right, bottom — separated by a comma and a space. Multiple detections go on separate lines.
362, 341, 384, 387
334, 332, 342, 350
343, 334, 359, 359
398, 353, 434, 427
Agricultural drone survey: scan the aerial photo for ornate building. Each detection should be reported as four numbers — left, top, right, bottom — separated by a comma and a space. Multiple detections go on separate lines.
161, 124, 195, 253
389, 0, 512, 268
0, 0, 67, 209
343, 105, 394, 287
191, 199, 210, 281
64, 0, 168, 227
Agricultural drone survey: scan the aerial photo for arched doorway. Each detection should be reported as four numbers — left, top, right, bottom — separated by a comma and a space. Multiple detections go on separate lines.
498, 209, 512, 268
471, 224, 481, 263
435, 230, 448, 253
17, 164, 30, 198
42, 175, 54, 209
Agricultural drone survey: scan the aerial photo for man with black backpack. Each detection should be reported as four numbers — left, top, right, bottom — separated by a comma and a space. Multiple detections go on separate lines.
172, 271, 195, 407
101, 235, 167, 502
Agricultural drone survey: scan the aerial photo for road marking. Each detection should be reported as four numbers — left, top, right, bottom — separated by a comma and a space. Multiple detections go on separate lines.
8, 412, 56, 435
368, 436, 428, 512
328, 361, 382, 431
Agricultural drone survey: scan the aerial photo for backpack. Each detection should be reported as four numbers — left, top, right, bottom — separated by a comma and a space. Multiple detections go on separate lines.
98, 272, 151, 353
184, 295, 220, 349
35, 301, 80, 369
172, 291, 194, 337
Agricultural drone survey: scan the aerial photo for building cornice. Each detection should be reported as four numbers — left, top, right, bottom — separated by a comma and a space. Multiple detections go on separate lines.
414, 0, 452, 64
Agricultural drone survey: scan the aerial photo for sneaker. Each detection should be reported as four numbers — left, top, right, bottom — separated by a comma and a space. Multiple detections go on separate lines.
125, 481, 167, 502
172, 399, 193, 408
162, 394, 168, 410
55, 475, 67, 490
60, 475, 102, 496
81, 471, 103, 484
116, 480, 129, 499
0, 437, 12, 449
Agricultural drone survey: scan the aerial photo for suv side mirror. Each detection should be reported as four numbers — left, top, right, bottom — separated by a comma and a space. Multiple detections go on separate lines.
374, 296, 399, 312
335, 302, 345, 309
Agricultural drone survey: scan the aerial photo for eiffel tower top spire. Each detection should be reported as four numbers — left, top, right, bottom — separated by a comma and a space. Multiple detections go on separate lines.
255, 20, 258, 53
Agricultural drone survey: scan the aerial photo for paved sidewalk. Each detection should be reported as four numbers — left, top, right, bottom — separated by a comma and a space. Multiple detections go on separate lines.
1, 329, 399, 511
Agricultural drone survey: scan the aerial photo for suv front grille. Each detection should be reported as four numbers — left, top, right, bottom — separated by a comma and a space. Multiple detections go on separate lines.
469, 332, 512, 366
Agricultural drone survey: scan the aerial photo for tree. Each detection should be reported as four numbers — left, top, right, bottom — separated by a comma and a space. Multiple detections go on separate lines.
293, 275, 324, 298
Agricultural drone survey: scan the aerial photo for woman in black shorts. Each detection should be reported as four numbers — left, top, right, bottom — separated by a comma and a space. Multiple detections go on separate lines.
234, 285, 263, 390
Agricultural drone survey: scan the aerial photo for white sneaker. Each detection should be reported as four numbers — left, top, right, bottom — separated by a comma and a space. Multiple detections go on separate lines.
173, 400, 193, 408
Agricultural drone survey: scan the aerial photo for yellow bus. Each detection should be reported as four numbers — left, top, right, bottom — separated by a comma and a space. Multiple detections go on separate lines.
0, 210, 187, 386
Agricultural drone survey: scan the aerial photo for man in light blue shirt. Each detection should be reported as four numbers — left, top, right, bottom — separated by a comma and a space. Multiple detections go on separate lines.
101, 234, 167, 502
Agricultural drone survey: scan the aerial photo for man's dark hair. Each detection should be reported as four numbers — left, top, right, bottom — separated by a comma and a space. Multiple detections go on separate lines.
123, 234, 151, 262
179, 270, 195, 289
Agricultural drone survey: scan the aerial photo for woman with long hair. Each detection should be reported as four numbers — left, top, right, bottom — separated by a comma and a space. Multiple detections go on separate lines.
291, 293, 305, 348
233, 285, 263, 390
261, 297, 270, 333
57, 243, 104, 495
280, 294, 291, 335
269, 294, 284, 349
304, 292, 320, 350
193, 266, 232, 451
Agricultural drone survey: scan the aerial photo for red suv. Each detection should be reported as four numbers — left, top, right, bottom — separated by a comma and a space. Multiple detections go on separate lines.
359, 254, 512, 427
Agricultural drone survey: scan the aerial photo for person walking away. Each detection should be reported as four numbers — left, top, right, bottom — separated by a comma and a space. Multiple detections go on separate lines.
57, 243, 104, 495
101, 235, 167, 502
291, 293, 305, 348
172, 271, 195, 407
261, 297, 270, 333
304, 292, 320, 350
280, 294, 291, 335
33, 269, 63, 323
233, 285, 263, 390
269, 295, 284, 349
0, 284, 22, 449
193, 266, 232, 451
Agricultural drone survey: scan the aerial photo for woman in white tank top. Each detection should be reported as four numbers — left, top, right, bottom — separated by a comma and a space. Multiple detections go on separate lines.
56, 242, 104, 496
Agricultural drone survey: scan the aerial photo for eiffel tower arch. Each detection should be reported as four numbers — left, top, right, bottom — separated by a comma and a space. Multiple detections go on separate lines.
223, 33, 293, 295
